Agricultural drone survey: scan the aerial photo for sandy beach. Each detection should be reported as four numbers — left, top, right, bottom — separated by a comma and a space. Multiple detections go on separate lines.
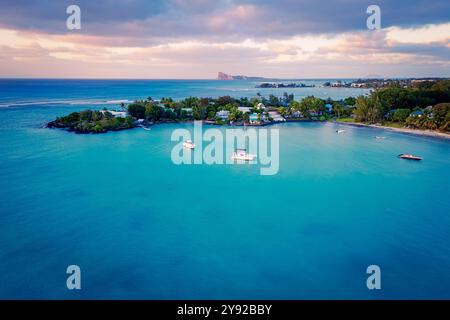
336, 121, 450, 140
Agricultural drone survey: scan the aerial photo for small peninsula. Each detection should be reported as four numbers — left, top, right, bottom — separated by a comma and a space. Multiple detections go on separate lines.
47, 109, 135, 133
47, 79, 450, 136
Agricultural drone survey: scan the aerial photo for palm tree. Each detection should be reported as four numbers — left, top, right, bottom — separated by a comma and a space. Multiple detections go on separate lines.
333, 104, 344, 119
354, 96, 370, 122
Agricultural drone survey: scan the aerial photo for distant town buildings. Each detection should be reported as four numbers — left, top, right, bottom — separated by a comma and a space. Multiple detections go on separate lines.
325, 78, 449, 89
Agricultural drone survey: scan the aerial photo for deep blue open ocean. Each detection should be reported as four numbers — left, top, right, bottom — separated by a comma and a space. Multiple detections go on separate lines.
0, 79, 449, 299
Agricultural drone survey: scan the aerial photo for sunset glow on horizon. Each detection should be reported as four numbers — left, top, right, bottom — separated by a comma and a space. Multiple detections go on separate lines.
0, 0, 449, 79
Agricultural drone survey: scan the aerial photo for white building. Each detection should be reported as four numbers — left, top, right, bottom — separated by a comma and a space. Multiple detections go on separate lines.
268, 111, 286, 122
291, 110, 303, 118
238, 106, 251, 113
216, 110, 230, 120
249, 113, 259, 124
249, 112, 268, 124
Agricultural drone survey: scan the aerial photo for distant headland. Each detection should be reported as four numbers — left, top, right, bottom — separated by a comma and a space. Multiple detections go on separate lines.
218, 72, 270, 81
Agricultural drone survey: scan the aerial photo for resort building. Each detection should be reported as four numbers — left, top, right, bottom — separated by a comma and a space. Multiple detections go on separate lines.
291, 110, 303, 118
249, 113, 259, 124
238, 106, 251, 113
268, 111, 286, 122
249, 112, 268, 124
216, 110, 230, 120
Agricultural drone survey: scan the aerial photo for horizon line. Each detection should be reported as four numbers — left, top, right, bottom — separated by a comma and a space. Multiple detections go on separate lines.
1, 76, 449, 81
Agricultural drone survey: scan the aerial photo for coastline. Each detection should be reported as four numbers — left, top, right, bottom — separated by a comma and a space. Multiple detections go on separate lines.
47, 116, 450, 139
335, 121, 450, 140
175, 119, 450, 140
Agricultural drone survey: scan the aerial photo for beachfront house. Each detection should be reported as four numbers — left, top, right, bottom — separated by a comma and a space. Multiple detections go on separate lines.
238, 106, 251, 113
268, 111, 286, 122
249, 112, 268, 124
325, 104, 333, 114
216, 110, 230, 121
291, 110, 303, 118
249, 113, 259, 124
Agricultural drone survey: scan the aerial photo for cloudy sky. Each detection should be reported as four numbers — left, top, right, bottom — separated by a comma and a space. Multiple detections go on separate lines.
0, 0, 449, 78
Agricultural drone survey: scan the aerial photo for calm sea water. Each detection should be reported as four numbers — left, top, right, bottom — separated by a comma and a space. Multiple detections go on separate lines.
0, 80, 449, 299
0, 78, 369, 107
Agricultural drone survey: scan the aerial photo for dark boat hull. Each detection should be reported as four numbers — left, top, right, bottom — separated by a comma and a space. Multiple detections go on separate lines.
398, 154, 422, 161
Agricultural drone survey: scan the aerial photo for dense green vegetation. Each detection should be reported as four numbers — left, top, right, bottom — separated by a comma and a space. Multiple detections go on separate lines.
128, 96, 256, 123
49, 79, 449, 133
353, 80, 450, 132
405, 103, 450, 131
48, 109, 134, 133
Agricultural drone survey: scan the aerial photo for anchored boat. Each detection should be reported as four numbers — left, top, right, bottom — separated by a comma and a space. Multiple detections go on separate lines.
398, 153, 422, 161
231, 149, 256, 161
183, 140, 195, 149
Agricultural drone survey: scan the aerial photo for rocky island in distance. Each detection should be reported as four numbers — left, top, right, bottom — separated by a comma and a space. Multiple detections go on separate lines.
217, 72, 269, 81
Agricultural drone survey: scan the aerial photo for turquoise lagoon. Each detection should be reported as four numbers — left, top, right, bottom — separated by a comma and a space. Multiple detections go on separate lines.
0, 80, 449, 299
